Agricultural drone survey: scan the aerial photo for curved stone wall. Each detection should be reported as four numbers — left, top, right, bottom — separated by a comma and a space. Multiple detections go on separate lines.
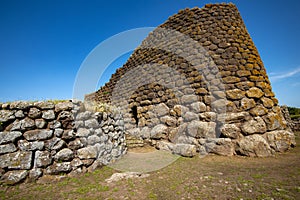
0, 101, 126, 185
85, 3, 295, 157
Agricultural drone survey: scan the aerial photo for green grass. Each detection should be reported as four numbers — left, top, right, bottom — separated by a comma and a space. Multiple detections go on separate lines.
291, 114, 300, 120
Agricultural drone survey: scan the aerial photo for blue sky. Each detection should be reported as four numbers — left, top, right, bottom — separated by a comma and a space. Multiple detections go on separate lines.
0, 0, 299, 107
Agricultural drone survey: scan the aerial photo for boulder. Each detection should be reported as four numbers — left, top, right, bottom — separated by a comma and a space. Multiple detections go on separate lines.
236, 134, 273, 157
220, 124, 241, 139
205, 138, 235, 156
187, 120, 216, 138
172, 144, 197, 157
264, 130, 296, 152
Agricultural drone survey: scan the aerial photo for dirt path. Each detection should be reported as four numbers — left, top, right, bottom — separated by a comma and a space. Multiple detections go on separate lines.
1, 133, 300, 200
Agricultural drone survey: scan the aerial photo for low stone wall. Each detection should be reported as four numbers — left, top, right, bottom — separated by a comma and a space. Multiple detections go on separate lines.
293, 119, 300, 132
0, 100, 126, 185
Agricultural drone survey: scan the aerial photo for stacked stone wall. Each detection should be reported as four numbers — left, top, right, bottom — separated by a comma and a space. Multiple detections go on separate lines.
0, 100, 126, 185
85, 3, 295, 157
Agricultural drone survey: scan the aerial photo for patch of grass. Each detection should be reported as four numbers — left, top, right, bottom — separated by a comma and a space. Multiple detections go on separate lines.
291, 114, 300, 120
251, 173, 267, 179
148, 191, 158, 199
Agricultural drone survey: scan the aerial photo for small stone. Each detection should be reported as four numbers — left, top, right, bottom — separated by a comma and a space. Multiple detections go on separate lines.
264, 130, 295, 152
172, 144, 197, 157
150, 124, 168, 139
263, 112, 285, 131
68, 138, 84, 150
35, 119, 46, 129
71, 158, 83, 168
246, 87, 264, 98
85, 119, 99, 129
241, 98, 256, 110
45, 162, 72, 175
76, 111, 92, 120
154, 103, 169, 117
33, 101, 55, 109
9, 101, 30, 110
261, 97, 274, 108
220, 124, 241, 139
0, 143, 17, 154
226, 89, 245, 100
183, 112, 199, 122
48, 120, 61, 129
55, 102, 73, 112
24, 129, 53, 141
77, 146, 98, 159
87, 135, 101, 145
18, 140, 44, 151
54, 128, 63, 137
160, 116, 177, 127
14, 110, 24, 118
54, 148, 74, 161
181, 95, 198, 104
34, 151, 52, 168
28, 168, 43, 181
45, 137, 66, 151
16, 117, 35, 130
190, 102, 206, 113
42, 110, 56, 120
0, 131, 22, 144
250, 105, 268, 116
76, 128, 91, 137
62, 130, 76, 140
241, 117, 267, 135
28, 107, 42, 119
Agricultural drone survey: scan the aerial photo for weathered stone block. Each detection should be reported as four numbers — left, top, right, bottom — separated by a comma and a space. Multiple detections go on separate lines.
241, 117, 266, 135
1, 170, 28, 185
24, 129, 53, 141
0, 151, 32, 169
0, 131, 22, 144
236, 134, 273, 157
34, 151, 52, 168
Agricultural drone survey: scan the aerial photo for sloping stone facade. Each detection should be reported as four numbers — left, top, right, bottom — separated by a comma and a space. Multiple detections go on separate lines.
85, 3, 295, 157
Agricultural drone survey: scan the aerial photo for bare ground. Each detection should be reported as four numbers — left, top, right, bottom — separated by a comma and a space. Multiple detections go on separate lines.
1, 132, 300, 200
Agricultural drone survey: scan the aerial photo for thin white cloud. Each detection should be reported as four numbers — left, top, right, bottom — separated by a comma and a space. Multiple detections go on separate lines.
270, 67, 300, 81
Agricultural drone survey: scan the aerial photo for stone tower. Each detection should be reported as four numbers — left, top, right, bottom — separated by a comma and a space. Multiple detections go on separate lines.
85, 3, 295, 157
